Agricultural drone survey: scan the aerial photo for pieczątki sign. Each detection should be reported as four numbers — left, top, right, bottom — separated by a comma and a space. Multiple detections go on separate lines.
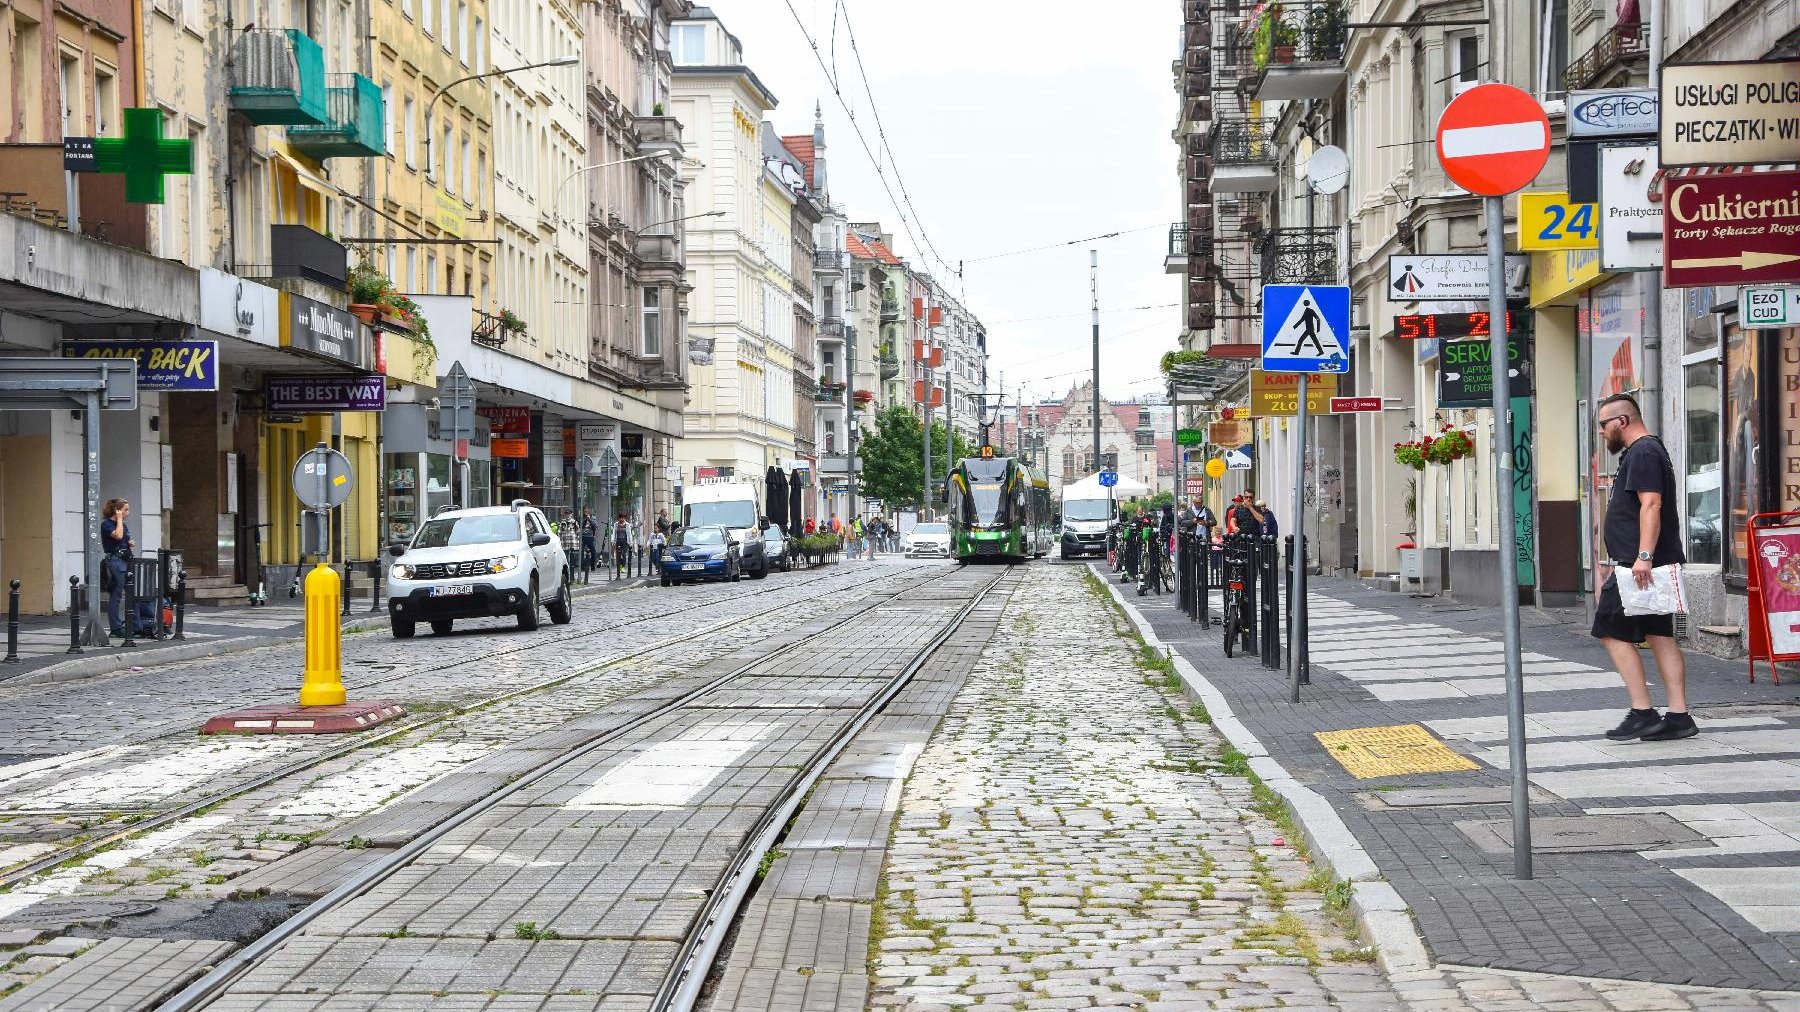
1662, 169, 1800, 288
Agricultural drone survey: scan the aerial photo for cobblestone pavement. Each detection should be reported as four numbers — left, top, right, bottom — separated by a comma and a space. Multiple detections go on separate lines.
1112, 562, 1800, 1008
870, 563, 1402, 1011
0, 561, 946, 1006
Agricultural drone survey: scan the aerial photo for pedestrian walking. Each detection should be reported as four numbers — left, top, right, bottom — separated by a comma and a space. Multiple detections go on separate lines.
579, 509, 598, 573
100, 498, 136, 636
649, 525, 667, 568
612, 512, 631, 580
1592, 393, 1696, 741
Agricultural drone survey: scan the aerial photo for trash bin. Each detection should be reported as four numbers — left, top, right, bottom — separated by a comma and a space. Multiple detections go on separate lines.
1397, 540, 1420, 583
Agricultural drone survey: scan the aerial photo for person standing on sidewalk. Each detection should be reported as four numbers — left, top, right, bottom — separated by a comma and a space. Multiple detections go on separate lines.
1594, 393, 1696, 742
100, 498, 136, 636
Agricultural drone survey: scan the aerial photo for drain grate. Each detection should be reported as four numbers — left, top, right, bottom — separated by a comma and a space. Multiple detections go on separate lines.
1456, 814, 1702, 855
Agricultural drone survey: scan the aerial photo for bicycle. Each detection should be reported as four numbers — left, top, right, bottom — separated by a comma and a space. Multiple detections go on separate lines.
1221, 545, 1253, 657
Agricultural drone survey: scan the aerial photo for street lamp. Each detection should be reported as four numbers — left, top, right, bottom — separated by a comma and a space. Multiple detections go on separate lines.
637, 209, 725, 233
551, 153, 676, 227
424, 55, 580, 183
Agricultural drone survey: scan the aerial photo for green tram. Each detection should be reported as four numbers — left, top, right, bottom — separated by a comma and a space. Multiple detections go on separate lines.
946, 454, 1052, 562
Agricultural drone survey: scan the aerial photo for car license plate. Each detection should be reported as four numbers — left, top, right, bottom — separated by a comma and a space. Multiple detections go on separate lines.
429, 585, 473, 597
683, 562, 706, 571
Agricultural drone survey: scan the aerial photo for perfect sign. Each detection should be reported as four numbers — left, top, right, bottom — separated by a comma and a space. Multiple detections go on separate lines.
1660, 59, 1800, 167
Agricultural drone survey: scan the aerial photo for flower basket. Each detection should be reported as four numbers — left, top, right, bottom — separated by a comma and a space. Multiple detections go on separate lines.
1393, 440, 1427, 471
853, 389, 875, 406
1424, 425, 1474, 464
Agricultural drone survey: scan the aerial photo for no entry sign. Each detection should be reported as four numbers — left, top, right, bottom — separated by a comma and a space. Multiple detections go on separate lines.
1436, 84, 1552, 196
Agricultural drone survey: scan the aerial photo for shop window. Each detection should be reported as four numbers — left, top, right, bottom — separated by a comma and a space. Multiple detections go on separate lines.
1724, 325, 1761, 580
1685, 359, 1722, 566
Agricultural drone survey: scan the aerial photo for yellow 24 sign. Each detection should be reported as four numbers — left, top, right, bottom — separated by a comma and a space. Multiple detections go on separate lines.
1518, 192, 1598, 251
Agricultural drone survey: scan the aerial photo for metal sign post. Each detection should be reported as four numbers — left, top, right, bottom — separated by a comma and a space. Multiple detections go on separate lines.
1435, 81, 1550, 881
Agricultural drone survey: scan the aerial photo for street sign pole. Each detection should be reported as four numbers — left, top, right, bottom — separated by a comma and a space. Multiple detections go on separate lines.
1489, 192, 1532, 881
1289, 374, 1307, 704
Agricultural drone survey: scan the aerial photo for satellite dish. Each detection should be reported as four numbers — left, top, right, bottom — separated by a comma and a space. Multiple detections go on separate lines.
1306, 145, 1349, 195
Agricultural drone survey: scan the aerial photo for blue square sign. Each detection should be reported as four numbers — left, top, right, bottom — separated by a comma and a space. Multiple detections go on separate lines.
1261, 284, 1351, 374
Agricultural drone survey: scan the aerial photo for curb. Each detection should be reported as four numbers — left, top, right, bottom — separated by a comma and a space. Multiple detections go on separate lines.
2, 579, 654, 689
1093, 567, 1436, 977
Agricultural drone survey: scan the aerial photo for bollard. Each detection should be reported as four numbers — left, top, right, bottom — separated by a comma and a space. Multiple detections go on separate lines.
120, 566, 137, 648
67, 576, 83, 654
298, 562, 346, 707
342, 563, 353, 617
173, 571, 187, 641
369, 560, 383, 614
3, 579, 18, 663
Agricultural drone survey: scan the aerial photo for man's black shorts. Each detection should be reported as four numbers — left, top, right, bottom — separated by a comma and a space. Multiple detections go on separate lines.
1591, 573, 1675, 643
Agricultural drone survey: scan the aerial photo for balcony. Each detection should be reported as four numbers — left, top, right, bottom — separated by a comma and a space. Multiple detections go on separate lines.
1257, 227, 1337, 285
288, 74, 385, 159
1564, 22, 1649, 91
633, 231, 681, 270
818, 316, 845, 341
1166, 225, 1190, 275
879, 295, 901, 323
879, 346, 900, 381
813, 248, 844, 273
814, 382, 846, 404
1208, 118, 1277, 193
633, 114, 684, 156
268, 223, 349, 291
230, 29, 328, 126
1242, 1, 1347, 101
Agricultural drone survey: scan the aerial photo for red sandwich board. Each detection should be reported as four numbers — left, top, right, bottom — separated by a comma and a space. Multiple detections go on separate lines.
1745, 510, 1800, 684
1329, 397, 1382, 413
1663, 170, 1800, 288
1435, 84, 1552, 197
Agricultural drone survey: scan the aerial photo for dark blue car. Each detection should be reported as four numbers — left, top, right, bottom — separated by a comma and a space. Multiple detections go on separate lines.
659, 524, 742, 586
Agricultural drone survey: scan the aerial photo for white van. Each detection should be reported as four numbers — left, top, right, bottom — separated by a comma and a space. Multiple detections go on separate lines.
681, 480, 769, 578
1058, 489, 1113, 559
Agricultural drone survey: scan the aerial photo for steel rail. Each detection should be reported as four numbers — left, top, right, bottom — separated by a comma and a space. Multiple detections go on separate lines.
653, 566, 1016, 1011
156, 563, 988, 1011
0, 563, 926, 892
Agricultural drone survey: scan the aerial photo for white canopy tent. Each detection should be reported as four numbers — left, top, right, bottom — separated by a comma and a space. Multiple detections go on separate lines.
1061, 471, 1151, 498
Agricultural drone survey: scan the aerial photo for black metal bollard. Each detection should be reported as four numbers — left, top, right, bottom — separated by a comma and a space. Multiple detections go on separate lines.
120, 566, 137, 648
4, 579, 18, 663
173, 571, 188, 641
1263, 536, 1282, 671
342, 563, 354, 617
67, 576, 83, 654
370, 560, 383, 614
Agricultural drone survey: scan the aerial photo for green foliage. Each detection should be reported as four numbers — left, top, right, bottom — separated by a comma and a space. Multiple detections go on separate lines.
1159, 349, 1209, 376
856, 404, 979, 509
348, 258, 389, 305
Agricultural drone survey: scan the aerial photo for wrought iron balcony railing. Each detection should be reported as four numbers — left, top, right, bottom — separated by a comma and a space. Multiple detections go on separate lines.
1239, 0, 1347, 69
813, 248, 844, 272
1209, 118, 1276, 165
1169, 225, 1190, 258
818, 317, 845, 340
1257, 227, 1337, 285
1563, 22, 1649, 91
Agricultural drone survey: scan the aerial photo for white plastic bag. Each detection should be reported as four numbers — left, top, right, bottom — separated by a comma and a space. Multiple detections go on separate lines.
1618, 564, 1688, 616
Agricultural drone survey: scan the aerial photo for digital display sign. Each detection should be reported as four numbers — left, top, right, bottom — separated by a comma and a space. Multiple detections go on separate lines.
1394, 310, 1531, 341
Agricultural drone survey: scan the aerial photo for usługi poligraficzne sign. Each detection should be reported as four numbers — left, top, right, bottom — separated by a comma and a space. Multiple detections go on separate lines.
265, 374, 387, 412
62, 340, 220, 391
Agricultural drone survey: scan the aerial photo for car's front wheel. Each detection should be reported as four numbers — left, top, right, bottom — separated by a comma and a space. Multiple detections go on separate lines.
391, 618, 416, 639
430, 619, 454, 636
516, 578, 540, 631
547, 573, 572, 625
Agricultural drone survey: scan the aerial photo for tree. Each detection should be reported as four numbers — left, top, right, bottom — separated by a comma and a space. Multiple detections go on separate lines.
857, 404, 979, 509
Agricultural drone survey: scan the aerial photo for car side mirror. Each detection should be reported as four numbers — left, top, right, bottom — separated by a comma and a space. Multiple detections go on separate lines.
728, 539, 740, 548
387, 542, 408, 557
530, 533, 552, 547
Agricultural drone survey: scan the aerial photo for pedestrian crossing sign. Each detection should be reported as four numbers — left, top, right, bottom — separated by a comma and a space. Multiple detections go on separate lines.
1261, 284, 1351, 374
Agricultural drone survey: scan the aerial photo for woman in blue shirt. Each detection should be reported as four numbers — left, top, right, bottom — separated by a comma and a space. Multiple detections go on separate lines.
100, 498, 135, 636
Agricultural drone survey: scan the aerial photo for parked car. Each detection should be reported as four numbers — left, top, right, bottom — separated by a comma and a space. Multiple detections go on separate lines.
660, 524, 742, 585
387, 501, 572, 638
764, 525, 792, 572
682, 481, 769, 579
904, 521, 952, 559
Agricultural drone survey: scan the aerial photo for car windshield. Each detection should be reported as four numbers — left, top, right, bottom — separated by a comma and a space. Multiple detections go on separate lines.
679, 527, 725, 546
913, 523, 948, 536
1063, 499, 1111, 522
412, 514, 521, 548
763, 527, 784, 543
685, 500, 758, 530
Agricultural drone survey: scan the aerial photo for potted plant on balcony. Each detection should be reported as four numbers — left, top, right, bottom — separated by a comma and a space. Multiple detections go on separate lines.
348, 258, 390, 326
853, 389, 875, 407
1305, 0, 1346, 60
1270, 8, 1300, 63
499, 308, 528, 338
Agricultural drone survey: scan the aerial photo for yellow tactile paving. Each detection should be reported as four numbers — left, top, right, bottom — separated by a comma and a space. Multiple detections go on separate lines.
1314, 723, 1480, 779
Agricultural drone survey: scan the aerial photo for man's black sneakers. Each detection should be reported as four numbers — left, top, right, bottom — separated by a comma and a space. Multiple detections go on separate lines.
1606, 708, 1666, 740
1641, 711, 1699, 741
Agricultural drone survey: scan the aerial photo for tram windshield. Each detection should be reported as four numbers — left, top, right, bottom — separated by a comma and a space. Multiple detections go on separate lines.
970, 482, 1003, 523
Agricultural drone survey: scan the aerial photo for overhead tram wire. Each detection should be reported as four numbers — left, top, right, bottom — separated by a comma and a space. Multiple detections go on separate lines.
781, 0, 958, 281
962, 223, 1166, 264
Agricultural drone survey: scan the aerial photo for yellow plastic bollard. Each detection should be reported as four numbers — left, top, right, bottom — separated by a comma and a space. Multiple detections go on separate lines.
298, 561, 346, 706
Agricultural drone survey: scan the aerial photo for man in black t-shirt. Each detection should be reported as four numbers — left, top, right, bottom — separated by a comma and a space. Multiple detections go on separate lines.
1592, 393, 1695, 742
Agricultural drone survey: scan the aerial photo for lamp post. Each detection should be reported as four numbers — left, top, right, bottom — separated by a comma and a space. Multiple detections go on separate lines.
424, 55, 580, 183
552, 152, 676, 229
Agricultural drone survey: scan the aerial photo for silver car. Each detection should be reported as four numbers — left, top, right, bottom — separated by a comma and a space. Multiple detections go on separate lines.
904, 521, 951, 559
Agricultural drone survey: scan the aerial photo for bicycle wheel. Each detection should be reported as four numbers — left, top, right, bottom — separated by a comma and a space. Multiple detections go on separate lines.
1223, 606, 1237, 658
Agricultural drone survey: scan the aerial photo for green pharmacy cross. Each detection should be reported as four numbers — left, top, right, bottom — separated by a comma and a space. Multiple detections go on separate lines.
92, 108, 194, 204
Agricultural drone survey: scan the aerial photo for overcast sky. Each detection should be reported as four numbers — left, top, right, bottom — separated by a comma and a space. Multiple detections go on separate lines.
711, 1, 1183, 407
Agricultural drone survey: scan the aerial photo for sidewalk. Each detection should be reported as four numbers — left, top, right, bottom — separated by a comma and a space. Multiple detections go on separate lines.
0, 574, 651, 687
1123, 572, 1800, 992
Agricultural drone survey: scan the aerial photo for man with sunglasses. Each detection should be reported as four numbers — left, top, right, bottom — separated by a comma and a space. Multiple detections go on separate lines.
1593, 393, 1695, 742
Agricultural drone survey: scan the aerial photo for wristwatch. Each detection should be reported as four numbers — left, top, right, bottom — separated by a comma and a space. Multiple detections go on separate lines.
1637, 551, 1653, 562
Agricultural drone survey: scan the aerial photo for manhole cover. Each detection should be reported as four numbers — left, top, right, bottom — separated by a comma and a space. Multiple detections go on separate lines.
1456, 814, 1702, 855
2, 899, 156, 930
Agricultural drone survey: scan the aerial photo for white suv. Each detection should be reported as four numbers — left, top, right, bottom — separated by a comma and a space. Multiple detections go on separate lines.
387, 501, 572, 638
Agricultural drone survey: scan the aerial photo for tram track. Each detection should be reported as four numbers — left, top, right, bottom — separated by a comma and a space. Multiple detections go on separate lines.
154, 563, 1016, 1011
0, 562, 938, 892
